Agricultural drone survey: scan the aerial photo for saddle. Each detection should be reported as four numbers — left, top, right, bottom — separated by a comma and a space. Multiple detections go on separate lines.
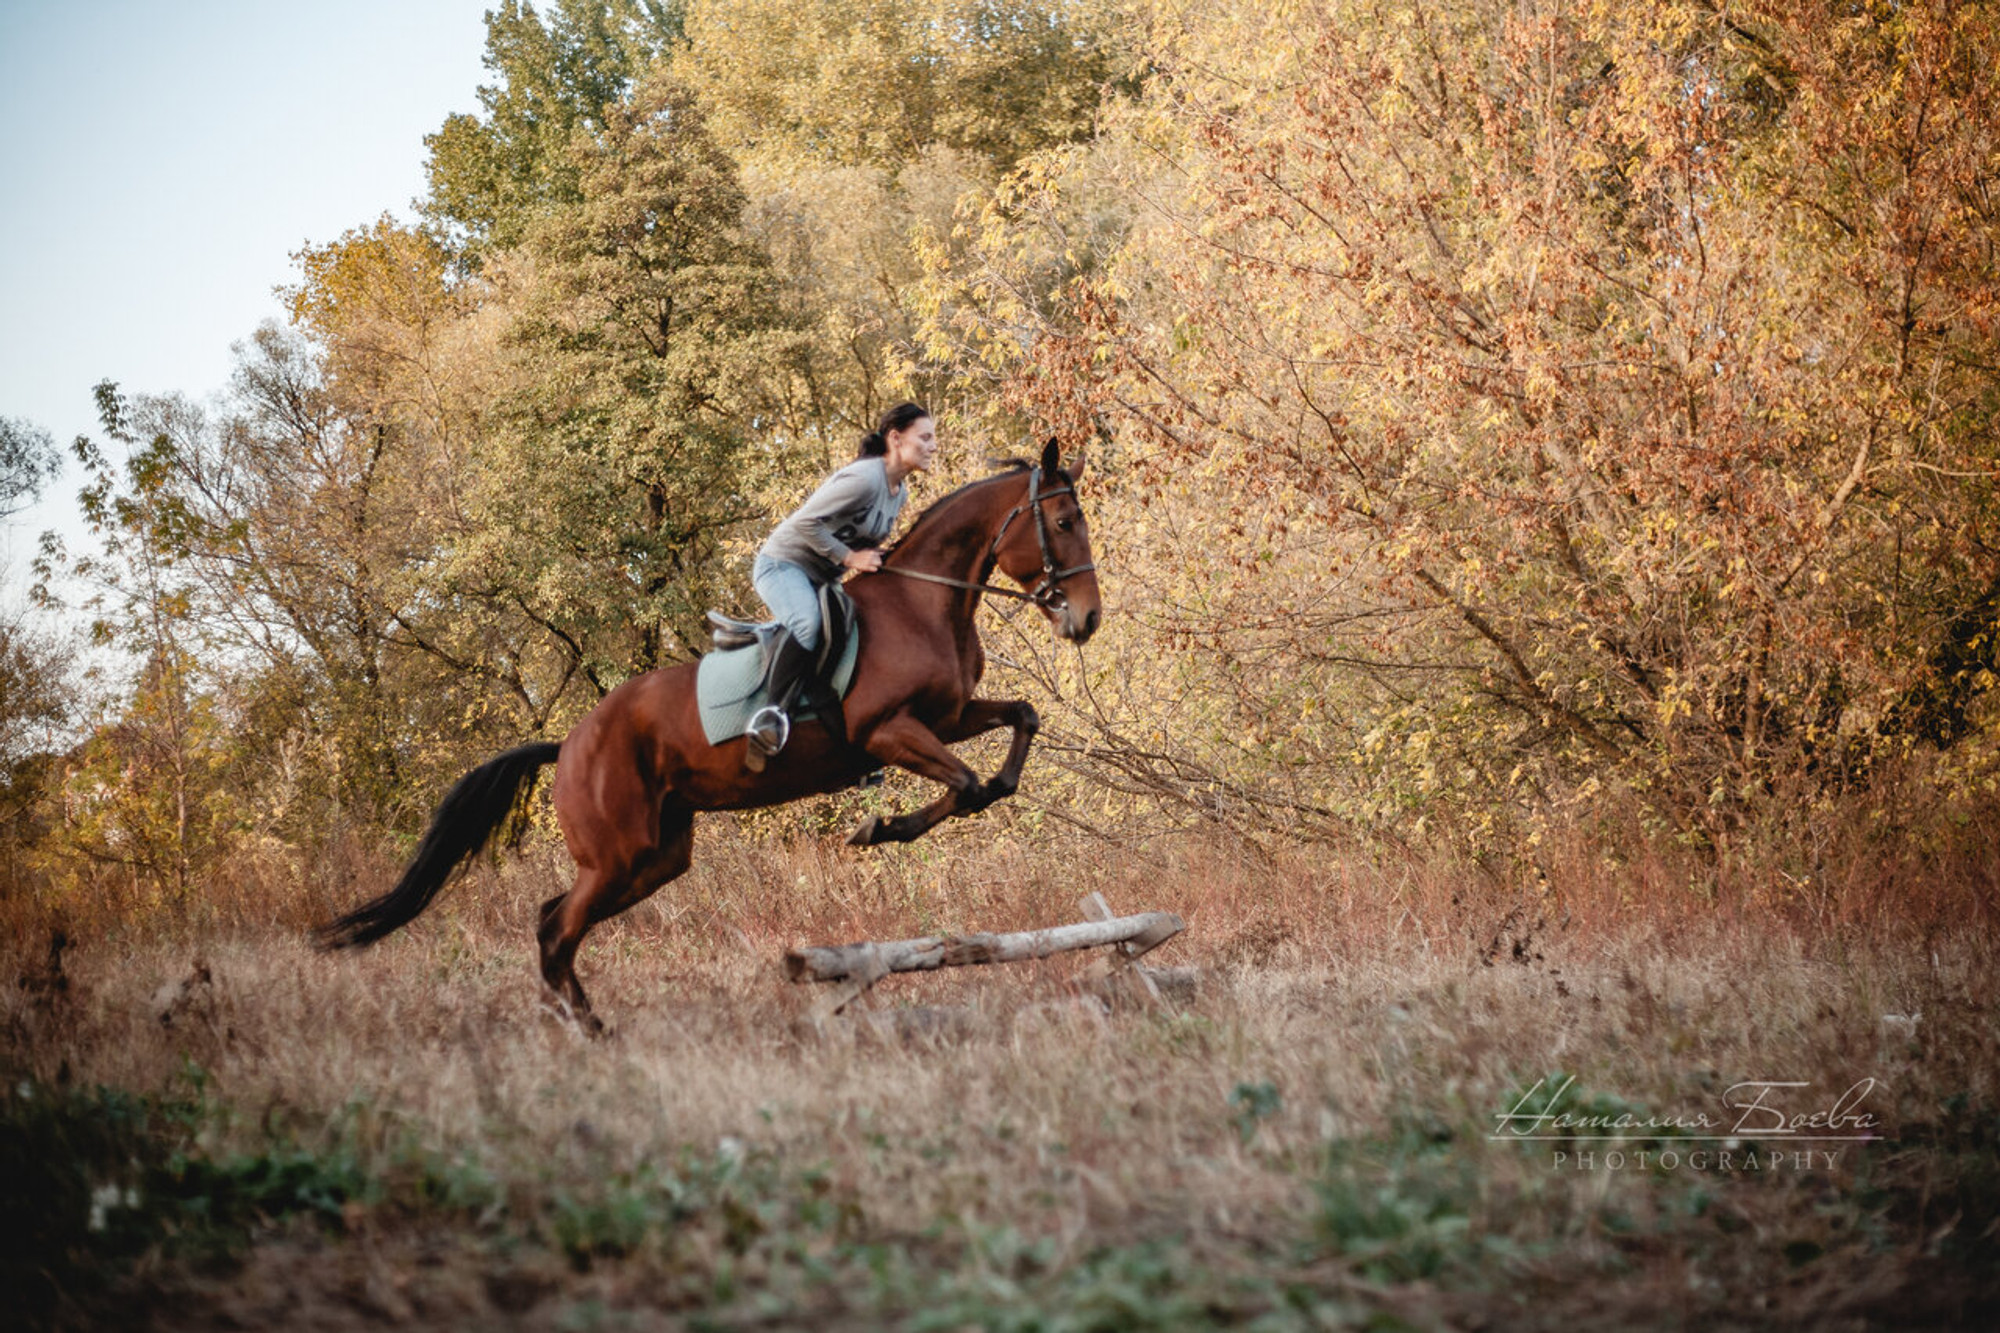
704, 610, 772, 651
705, 582, 856, 678
695, 584, 861, 749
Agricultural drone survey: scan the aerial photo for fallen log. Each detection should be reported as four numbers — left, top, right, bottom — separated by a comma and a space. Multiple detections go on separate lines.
784, 911, 1185, 986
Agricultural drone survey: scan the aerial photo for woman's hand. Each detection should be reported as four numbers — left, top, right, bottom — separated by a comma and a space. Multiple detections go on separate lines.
843, 548, 884, 574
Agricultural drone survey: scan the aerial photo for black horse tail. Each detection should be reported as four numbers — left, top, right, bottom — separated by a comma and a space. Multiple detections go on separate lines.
316, 742, 562, 950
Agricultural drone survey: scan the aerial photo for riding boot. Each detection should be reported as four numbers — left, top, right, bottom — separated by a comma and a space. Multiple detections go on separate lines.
745, 630, 818, 769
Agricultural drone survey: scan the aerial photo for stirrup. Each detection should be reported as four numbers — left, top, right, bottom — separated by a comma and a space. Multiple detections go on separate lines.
746, 704, 791, 758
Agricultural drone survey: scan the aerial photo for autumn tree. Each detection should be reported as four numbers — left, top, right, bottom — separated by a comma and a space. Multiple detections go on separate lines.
933, 0, 2000, 845
681, 0, 1124, 174
681, 0, 1135, 441
37, 292, 540, 850
282, 220, 583, 778
35, 385, 240, 901
0, 603, 68, 880
0, 417, 67, 870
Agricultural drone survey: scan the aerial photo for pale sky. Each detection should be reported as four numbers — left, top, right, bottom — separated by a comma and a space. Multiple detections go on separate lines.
0, 0, 493, 580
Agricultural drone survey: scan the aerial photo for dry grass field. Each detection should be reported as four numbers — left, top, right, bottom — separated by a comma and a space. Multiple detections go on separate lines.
6, 814, 1999, 1331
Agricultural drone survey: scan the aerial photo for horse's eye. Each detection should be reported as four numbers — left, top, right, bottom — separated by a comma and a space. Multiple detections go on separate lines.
1057, 518, 1074, 532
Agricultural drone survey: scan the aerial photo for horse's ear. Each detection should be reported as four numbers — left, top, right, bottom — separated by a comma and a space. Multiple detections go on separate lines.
1040, 437, 1061, 475
1068, 447, 1087, 484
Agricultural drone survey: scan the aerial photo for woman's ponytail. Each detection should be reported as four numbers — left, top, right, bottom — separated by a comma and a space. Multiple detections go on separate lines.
855, 401, 931, 459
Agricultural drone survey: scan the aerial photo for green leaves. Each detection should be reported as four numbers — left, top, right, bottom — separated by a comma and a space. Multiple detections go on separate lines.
0, 415, 59, 519
484, 71, 806, 671
423, 0, 684, 256
1230, 1080, 1282, 1144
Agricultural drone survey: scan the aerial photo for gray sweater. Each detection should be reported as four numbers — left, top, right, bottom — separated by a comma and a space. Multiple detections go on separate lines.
759, 457, 907, 583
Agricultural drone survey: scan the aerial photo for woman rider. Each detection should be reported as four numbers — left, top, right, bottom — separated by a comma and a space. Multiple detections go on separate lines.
744, 402, 937, 760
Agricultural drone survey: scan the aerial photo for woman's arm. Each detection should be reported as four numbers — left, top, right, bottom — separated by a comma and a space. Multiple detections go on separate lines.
785, 467, 879, 566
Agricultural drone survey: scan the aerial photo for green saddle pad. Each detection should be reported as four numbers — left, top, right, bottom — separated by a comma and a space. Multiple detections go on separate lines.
696, 626, 861, 745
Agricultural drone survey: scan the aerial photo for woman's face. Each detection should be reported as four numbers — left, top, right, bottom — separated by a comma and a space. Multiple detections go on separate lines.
885, 416, 937, 476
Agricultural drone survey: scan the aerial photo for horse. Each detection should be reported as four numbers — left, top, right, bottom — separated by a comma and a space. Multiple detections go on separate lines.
318, 438, 1101, 1030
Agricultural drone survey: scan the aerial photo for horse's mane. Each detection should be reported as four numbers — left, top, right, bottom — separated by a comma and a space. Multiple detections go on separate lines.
884, 458, 1037, 555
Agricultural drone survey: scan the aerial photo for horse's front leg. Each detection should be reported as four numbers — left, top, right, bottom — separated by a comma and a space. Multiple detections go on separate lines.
943, 698, 1040, 806
847, 713, 988, 846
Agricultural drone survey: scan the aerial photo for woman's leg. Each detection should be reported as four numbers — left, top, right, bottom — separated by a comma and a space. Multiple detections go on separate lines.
745, 556, 825, 764
752, 555, 823, 651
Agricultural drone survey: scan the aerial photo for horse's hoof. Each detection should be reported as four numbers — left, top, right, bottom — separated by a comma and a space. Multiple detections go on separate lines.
542, 994, 607, 1038
848, 816, 882, 847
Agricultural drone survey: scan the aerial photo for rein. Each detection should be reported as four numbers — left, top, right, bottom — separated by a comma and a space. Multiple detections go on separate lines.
879, 466, 1096, 609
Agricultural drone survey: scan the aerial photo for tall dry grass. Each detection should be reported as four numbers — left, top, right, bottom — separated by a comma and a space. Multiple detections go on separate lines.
5, 798, 1999, 1328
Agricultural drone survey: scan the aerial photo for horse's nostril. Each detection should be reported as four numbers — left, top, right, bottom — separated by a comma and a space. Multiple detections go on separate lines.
1084, 609, 1100, 637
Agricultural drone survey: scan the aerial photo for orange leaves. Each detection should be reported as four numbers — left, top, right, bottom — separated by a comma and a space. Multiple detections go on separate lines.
921, 0, 2000, 842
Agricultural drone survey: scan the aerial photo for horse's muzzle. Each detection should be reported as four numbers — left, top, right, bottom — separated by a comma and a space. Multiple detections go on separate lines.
1060, 605, 1101, 644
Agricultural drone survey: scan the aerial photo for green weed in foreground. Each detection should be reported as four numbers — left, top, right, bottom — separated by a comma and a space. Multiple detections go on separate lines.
0, 1072, 1370, 1330
1230, 1080, 1283, 1144
1314, 1115, 1484, 1283
1, 1077, 368, 1317
8, 1067, 1998, 1331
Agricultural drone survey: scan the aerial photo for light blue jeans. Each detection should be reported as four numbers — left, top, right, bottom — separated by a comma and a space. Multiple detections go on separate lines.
753, 554, 823, 650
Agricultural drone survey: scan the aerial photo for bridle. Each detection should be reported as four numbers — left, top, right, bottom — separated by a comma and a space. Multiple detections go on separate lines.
880, 466, 1096, 609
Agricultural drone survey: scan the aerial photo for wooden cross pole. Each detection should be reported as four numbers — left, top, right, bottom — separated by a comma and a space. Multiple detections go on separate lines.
1078, 891, 1164, 1007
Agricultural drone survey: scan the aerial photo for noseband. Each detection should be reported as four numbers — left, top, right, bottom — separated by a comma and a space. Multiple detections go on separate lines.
882, 466, 1097, 608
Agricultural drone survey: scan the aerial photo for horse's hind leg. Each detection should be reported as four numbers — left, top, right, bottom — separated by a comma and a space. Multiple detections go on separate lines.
538, 875, 608, 1030
539, 805, 695, 1032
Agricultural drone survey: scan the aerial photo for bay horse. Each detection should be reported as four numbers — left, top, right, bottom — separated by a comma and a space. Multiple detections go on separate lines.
319, 439, 1101, 1030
